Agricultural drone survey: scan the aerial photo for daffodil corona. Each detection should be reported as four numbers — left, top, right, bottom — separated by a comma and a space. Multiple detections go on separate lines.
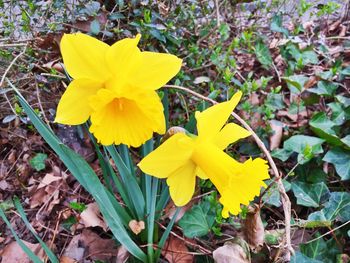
55, 33, 182, 147
138, 92, 270, 217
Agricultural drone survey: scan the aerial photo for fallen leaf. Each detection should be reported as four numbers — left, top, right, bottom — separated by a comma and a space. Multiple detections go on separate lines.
80, 202, 108, 231
193, 76, 210, 84
269, 120, 284, 150
162, 236, 194, 263
243, 205, 264, 252
163, 200, 193, 222
213, 241, 250, 263
329, 20, 341, 31
116, 246, 129, 263
38, 173, 61, 189
128, 220, 145, 235
339, 25, 347, 37
59, 255, 77, 263
304, 75, 319, 89
63, 229, 118, 262
0, 240, 45, 263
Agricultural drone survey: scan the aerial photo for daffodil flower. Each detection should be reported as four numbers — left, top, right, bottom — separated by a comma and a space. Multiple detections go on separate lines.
55, 33, 182, 147
138, 91, 270, 217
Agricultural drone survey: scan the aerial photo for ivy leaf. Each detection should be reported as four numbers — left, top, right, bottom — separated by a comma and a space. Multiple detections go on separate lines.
283, 75, 309, 93
300, 237, 340, 263
271, 148, 293, 162
283, 135, 325, 163
254, 41, 272, 68
262, 179, 291, 207
178, 200, 216, 238
270, 15, 289, 36
291, 182, 329, 208
309, 112, 342, 146
323, 148, 350, 180
308, 192, 350, 223
301, 50, 319, 65
29, 153, 47, 171
90, 19, 100, 35
341, 135, 350, 148
291, 252, 323, 263
308, 81, 338, 96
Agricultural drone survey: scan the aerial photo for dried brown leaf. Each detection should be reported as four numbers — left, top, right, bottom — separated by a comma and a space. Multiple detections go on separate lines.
80, 202, 108, 231
162, 236, 194, 263
213, 241, 250, 263
38, 173, 61, 189
116, 246, 129, 263
63, 229, 118, 262
243, 205, 264, 252
0, 240, 45, 263
128, 220, 145, 235
269, 120, 284, 150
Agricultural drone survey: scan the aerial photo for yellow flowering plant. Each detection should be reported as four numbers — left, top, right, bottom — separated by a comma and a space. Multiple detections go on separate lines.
9, 33, 269, 263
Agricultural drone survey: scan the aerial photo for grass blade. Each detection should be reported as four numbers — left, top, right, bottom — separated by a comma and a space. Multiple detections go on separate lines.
0, 208, 43, 263
106, 145, 145, 220
154, 208, 181, 261
10, 80, 147, 262
13, 197, 59, 263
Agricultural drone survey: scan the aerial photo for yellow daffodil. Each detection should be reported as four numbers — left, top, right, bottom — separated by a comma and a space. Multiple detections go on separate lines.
138, 91, 270, 217
55, 33, 182, 147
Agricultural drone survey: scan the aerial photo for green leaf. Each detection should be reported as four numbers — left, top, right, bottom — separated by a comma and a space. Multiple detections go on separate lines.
270, 15, 289, 36
309, 112, 342, 146
149, 29, 166, 43
341, 135, 350, 148
308, 192, 350, 223
29, 153, 47, 171
323, 148, 350, 180
301, 50, 319, 65
10, 82, 147, 262
283, 75, 309, 93
90, 19, 100, 35
271, 148, 293, 162
291, 252, 323, 263
106, 146, 145, 220
179, 200, 216, 238
336, 95, 350, 107
283, 135, 325, 163
300, 237, 340, 263
69, 202, 87, 213
308, 81, 338, 96
254, 41, 272, 68
0, 209, 43, 263
14, 197, 59, 263
262, 179, 291, 207
291, 182, 329, 208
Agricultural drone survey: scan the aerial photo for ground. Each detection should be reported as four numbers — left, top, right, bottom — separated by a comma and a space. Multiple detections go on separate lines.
0, 1, 350, 263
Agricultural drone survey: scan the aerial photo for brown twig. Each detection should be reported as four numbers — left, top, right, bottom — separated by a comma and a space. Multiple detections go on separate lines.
163, 84, 294, 260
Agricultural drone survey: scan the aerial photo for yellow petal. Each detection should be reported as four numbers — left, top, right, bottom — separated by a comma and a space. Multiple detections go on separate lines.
167, 161, 196, 207
89, 89, 166, 147
138, 133, 194, 178
130, 51, 182, 90
196, 91, 242, 141
192, 142, 240, 189
60, 33, 110, 81
55, 79, 103, 125
214, 123, 251, 149
196, 167, 209, 180
106, 34, 142, 87
219, 158, 270, 218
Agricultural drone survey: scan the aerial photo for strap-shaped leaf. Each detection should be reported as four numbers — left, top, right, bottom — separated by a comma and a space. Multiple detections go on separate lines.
13, 197, 59, 263
10, 80, 147, 262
